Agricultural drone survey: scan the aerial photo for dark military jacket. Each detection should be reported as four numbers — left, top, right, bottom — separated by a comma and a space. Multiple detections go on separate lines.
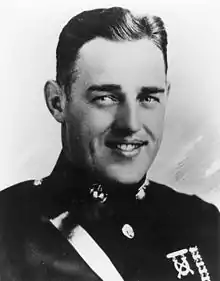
0, 153, 219, 281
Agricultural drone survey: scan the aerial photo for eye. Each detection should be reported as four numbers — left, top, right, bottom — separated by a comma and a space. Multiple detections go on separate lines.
92, 95, 118, 107
139, 95, 160, 106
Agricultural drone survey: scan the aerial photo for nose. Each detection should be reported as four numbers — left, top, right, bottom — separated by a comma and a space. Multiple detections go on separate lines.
114, 101, 142, 133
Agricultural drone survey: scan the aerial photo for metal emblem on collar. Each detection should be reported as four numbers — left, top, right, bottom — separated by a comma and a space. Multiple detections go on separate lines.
33, 179, 43, 186
135, 178, 149, 200
90, 183, 108, 203
122, 224, 134, 239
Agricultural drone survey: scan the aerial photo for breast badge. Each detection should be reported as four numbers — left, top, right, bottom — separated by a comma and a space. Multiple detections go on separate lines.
166, 246, 211, 281
166, 249, 194, 279
189, 246, 211, 281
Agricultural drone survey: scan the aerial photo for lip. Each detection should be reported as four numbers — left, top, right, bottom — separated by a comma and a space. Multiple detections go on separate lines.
105, 139, 148, 158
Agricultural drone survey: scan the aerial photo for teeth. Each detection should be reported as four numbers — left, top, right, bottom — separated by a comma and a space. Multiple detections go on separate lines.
116, 144, 139, 151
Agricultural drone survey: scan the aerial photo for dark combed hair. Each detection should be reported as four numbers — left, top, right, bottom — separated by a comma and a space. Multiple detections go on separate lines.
56, 7, 168, 92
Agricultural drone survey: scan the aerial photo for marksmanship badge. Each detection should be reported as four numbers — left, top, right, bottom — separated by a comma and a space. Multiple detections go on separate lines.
166, 249, 194, 279
189, 246, 211, 281
167, 246, 211, 281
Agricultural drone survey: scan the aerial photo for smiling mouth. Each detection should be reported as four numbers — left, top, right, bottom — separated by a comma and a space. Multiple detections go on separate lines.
106, 140, 148, 157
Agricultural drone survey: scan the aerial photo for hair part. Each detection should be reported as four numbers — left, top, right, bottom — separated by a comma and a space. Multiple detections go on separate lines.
56, 7, 168, 95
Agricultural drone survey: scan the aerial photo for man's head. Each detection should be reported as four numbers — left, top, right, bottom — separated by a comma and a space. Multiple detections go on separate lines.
45, 7, 170, 185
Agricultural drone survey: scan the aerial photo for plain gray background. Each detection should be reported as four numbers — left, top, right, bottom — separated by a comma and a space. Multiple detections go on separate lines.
1, 0, 220, 210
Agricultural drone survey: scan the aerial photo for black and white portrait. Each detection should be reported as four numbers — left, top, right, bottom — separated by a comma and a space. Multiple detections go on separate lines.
0, 1, 219, 280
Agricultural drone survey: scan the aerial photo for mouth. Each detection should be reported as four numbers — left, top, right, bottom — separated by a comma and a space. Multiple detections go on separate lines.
106, 140, 148, 158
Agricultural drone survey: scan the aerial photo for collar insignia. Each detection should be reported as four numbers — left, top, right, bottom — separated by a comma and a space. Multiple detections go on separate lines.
89, 178, 149, 204
90, 183, 108, 203
166, 246, 211, 281
33, 178, 43, 186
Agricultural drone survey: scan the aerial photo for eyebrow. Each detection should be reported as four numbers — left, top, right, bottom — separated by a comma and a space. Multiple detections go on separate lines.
87, 84, 122, 93
87, 84, 165, 95
140, 86, 165, 95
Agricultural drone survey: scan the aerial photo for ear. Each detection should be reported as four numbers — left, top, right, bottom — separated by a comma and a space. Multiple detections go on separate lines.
44, 80, 66, 123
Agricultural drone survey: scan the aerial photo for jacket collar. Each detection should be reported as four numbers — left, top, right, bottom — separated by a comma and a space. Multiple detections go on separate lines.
50, 150, 149, 200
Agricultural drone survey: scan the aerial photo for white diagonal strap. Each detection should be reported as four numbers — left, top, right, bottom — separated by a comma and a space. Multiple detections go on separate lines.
50, 215, 124, 281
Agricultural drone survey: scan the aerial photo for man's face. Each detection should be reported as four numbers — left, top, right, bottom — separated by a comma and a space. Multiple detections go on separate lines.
63, 38, 168, 184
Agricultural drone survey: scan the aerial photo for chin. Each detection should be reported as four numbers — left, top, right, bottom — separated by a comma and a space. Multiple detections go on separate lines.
103, 166, 146, 185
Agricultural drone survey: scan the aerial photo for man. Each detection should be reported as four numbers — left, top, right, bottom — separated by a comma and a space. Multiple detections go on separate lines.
0, 7, 219, 281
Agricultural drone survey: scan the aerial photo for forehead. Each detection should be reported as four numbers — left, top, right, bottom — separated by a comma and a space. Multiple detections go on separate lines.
75, 37, 166, 87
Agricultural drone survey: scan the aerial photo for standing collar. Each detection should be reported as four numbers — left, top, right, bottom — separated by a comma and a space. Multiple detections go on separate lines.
50, 150, 149, 203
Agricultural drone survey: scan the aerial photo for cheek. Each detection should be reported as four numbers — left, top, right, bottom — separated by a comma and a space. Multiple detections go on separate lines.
142, 107, 166, 137
67, 103, 115, 140
155, 111, 166, 132
87, 110, 114, 132
81, 110, 115, 156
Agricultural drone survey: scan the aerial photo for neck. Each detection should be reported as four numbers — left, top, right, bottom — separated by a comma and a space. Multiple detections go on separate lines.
53, 150, 148, 199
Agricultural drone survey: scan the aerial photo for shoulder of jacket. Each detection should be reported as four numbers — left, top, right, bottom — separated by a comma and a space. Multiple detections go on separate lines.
149, 180, 219, 220
0, 177, 50, 215
0, 178, 43, 199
